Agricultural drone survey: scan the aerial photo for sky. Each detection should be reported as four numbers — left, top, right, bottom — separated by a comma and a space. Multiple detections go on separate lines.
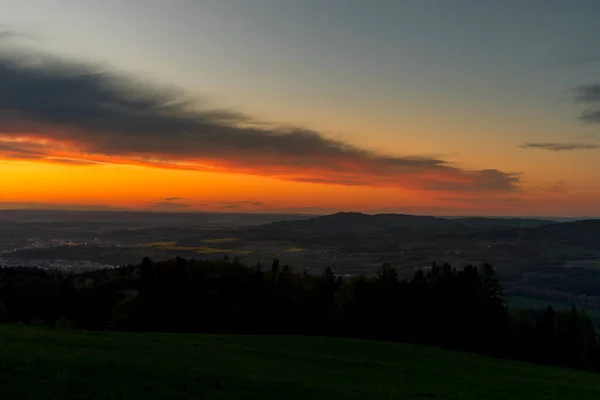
1, 0, 600, 216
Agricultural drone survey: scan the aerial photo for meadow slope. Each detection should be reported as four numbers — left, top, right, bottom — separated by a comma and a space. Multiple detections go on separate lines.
0, 325, 599, 399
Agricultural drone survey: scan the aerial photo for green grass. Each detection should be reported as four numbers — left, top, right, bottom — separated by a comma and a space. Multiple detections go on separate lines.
1, 325, 599, 399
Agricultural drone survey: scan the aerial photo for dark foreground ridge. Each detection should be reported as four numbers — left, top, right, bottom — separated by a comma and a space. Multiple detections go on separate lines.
1, 325, 599, 400
1, 257, 599, 373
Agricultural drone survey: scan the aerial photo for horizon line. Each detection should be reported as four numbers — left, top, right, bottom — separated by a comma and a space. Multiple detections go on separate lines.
0, 208, 598, 221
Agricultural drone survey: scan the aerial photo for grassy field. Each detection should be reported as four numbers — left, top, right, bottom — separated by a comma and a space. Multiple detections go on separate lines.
0, 325, 599, 399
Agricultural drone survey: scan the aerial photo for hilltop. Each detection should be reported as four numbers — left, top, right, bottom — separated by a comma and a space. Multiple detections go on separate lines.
0, 324, 598, 400
254, 212, 555, 233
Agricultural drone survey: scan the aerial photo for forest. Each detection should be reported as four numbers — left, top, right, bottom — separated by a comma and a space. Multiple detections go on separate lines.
0, 256, 597, 372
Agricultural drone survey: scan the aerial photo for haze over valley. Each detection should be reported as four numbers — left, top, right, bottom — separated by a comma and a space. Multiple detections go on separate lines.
2, 209, 600, 324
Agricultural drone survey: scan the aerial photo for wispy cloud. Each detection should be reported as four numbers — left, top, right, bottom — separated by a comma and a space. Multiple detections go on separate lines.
47, 158, 100, 165
572, 84, 600, 124
0, 141, 102, 164
0, 34, 520, 193
0, 25, 34, 42
520, 142, 600, 151
164, 197, 182, 201
573, 84, 600, 104
523, 84, 600, 150
580, 109, 600, 124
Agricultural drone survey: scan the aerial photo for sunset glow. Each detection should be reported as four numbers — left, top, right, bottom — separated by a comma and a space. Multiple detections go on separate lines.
2, 1, 600, 216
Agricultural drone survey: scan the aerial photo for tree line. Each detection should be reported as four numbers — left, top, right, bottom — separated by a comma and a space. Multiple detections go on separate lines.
0, 256, 598, 371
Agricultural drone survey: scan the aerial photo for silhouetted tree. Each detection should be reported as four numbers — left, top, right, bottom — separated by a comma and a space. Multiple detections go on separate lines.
0, 302, 8, 323
0, 257, 598, 372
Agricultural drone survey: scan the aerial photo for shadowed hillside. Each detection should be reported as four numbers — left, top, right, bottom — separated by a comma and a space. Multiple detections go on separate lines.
0, 325, 599, 400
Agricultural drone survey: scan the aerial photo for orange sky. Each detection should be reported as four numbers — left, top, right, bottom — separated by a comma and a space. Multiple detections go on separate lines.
1, 159, 424, 212
2, 3, 600, 217
1, 110, 599, 216
2, 155, 599, 216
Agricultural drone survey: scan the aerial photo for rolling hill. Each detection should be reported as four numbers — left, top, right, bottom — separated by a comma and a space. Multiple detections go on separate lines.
0, 324, 598, 399
254, 212, 556, 234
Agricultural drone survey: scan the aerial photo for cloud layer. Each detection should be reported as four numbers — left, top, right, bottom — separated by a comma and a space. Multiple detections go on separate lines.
0, 40, 520, 193
520, 142, 600, 151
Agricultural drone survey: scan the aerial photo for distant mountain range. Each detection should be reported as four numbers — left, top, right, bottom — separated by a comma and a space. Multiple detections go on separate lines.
248, 212, 600, 252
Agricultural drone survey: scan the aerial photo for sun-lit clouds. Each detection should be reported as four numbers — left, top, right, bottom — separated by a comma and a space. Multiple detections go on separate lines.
3, 156, 600, 216
0, 38, 521, 194
3, 25, 597, 216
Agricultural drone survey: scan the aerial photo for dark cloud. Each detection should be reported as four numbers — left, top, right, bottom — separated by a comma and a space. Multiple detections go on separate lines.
571, 84, 600, 125
164, 197, 182, 201
0, 142, 45, 157
0, 142, 100, 165
580, 108, 600, 124
43, 157, 98, 165
424, 170, 520, 192
45, 158, 100, 165
573, 84, 600, 104
520, 142, 600, 151
0, 42, 520, 192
